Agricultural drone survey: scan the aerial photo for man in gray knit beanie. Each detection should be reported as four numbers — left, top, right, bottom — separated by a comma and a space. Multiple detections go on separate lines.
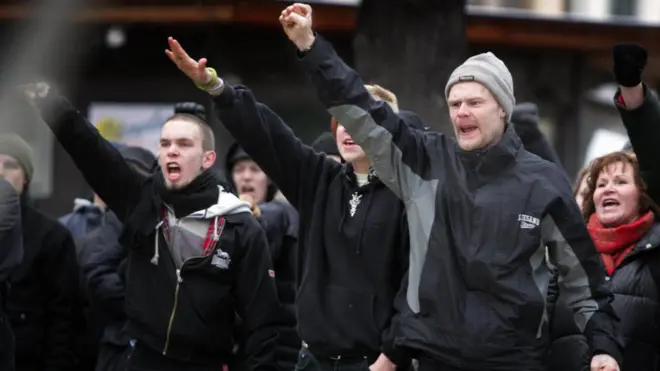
444, 52, 516, 151
0, 134, 34, 193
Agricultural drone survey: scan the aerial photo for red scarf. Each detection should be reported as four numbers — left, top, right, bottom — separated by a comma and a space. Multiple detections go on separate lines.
587, 211, 655, 275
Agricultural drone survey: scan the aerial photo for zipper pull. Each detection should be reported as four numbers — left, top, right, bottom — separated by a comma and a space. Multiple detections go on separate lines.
176, 269, 183, 283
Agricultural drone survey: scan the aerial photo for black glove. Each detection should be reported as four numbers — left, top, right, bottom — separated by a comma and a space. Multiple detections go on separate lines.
174, 102, 207, 122
613, 44, 647, 87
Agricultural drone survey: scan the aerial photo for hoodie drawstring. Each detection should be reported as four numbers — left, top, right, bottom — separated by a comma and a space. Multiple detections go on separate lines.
151, 220, 164, 265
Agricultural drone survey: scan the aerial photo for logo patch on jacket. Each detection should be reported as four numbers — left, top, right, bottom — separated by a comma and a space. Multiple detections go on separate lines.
211, 249, 231, 269
518, 214, 540, 229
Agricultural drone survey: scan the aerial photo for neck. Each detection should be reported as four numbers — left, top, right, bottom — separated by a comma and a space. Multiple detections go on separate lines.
352, 159, 370, 174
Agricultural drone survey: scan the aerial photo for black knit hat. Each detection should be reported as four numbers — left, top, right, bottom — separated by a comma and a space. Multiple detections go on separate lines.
225, 142, 277, 201
311, 131, 340, 157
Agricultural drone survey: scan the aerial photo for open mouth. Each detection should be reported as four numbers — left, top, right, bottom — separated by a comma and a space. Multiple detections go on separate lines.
343, 138, 356, 147
166, 162, 181, 181
602, 198, 620, 209
458, 125, 478, 135
239, 185, 255, 194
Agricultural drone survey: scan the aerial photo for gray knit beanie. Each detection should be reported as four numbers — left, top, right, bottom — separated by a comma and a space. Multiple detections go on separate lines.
445, 52, 515, 120
0, 134, 34, 183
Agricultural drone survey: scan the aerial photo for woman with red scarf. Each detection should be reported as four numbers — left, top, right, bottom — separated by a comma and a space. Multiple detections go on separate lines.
577, 151, 660, 371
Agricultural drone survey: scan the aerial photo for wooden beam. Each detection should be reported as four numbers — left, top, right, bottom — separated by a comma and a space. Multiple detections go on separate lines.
0, 2, 659, 54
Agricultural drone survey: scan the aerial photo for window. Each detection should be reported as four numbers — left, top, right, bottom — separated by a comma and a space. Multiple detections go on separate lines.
611, 0, 636, 16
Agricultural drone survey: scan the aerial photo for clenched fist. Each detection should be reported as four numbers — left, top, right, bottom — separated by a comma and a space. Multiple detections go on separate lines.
590, 354, 619, 371
279, 3, 315, 51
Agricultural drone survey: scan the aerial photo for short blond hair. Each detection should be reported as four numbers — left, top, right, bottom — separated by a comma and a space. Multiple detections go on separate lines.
331, 84, 400, 137
365, 84, 399, 113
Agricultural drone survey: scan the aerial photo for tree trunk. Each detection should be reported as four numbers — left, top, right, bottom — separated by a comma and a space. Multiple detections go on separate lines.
354, 0, 467, 134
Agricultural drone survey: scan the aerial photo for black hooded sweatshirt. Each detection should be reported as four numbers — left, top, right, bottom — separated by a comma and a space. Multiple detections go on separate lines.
211, 84, 410, 364
33, 94, 281, 371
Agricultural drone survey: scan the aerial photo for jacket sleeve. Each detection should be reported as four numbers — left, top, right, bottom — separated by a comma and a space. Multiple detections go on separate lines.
82, 232, 126, 319
233, 217, 281, 371
380, 279, 410, 368
615, 84, 660, 204
511, 103, 564, 169
0, 179, 22, 282
212, 85, 340, 212
41, 228, 79, 371
542, 172, 622, 365
37, 95, 145, 222
298, 34, 436, 202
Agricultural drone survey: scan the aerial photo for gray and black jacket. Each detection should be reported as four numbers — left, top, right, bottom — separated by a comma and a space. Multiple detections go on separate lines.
297, 34, 621, 370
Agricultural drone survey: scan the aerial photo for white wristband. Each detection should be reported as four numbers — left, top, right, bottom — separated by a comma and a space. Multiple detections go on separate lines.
206, 77, 225, 96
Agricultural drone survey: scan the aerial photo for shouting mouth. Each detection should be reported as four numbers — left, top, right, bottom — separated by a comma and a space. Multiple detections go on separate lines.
166, 162, 181, 181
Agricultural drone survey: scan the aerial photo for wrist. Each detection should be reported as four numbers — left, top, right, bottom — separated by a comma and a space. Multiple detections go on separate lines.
296, 31, 316, 51
195, 67, 218, 90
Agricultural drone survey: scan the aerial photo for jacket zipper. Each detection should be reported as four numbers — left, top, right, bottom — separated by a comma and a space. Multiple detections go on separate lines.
162, 268, 183, 355
160, 213, 217, 355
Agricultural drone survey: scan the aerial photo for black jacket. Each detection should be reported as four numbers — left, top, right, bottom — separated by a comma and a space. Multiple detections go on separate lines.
257, 199, 299, 370
7, 201, 78, 371
212, 83, 410, 363
298, 34, 621, 370
0, 179, 22, 371
81, 210, 131, 371
36, 95, 281, 371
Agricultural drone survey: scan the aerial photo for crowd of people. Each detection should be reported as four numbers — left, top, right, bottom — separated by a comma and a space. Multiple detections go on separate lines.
0, 3, 657, 371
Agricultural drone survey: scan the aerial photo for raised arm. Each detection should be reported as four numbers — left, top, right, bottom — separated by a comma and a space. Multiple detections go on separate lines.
28, 85, 145, 221
611, 44, 660, 204
511, 103, 563, 169
164, 37, 339, 211
542, 171, 622, 369
279, 4, 435, 202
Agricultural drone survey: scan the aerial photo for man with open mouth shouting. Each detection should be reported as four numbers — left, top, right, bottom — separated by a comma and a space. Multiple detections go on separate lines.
22, 82, 282, 371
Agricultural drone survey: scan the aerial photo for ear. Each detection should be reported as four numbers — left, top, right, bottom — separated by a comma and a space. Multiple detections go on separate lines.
202, 150, 216, 170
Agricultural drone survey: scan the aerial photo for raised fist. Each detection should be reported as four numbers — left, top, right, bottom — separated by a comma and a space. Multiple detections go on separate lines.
279, 3, 315, 51
613, 44, 647, 87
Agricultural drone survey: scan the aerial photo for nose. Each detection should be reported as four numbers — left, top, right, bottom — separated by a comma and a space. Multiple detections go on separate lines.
166, 144, 179, 157
457, 103, 470, 117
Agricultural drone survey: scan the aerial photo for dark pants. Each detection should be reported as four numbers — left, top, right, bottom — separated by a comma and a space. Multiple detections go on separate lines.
294, 347, 371, 371
0, 314, 14, 371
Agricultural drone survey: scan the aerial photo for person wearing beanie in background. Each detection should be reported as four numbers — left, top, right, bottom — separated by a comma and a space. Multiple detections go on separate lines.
311, 131, 341, 163
0, 177, 24, 371
167, 38, 412, 371
280, 4, 622, 371
224, 142, 300, 370
0, 134, 79, 371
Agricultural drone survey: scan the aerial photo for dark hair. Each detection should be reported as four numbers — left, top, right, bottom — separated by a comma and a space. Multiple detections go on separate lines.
582, 151, 660, 220
163, 113, 215, 151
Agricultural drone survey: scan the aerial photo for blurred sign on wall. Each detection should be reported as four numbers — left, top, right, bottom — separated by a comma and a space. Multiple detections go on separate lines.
88, 102, 175, 154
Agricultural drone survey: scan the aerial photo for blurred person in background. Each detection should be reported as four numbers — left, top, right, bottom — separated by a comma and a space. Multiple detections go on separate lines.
0, 178, 23, 371
24, 83, 281, 371
0, 134, 78, 371
225, 142, 300, 370
82, 146, 156, 371
280, 4, 622, 370
166, 38, 414, 371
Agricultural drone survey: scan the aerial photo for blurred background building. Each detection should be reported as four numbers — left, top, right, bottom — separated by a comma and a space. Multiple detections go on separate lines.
0, 0, 656, 217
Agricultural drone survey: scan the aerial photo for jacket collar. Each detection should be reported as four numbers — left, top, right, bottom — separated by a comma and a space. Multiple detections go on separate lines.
457, 123, 521, 177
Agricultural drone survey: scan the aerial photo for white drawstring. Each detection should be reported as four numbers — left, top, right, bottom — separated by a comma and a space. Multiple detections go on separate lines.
151, 220, 164, 265
212, 216, 220, 242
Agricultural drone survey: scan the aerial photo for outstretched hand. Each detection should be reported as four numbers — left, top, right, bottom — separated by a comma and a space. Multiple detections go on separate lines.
279, 3, 315, 51
165, 37, 213, 86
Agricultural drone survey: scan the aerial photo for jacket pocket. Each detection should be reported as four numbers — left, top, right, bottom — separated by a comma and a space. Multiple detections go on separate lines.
323, 285, 380, 346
